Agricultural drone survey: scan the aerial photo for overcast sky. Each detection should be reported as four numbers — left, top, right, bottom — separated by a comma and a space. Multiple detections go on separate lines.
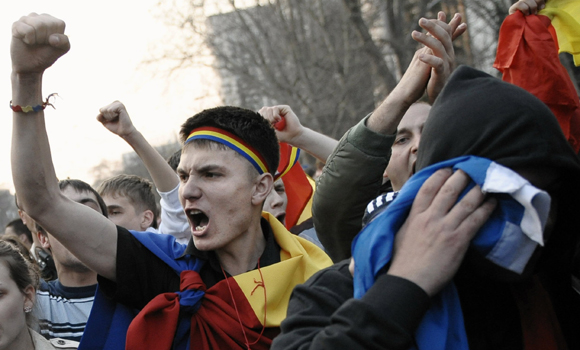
1, 1, 221, 192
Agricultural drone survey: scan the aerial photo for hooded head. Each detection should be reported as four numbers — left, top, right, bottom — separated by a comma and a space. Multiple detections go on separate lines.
417, 66, 580, 280
417, 66, 580, 174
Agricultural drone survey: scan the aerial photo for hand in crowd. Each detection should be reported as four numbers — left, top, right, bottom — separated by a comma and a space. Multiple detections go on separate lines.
389, 12, 465, 108
419, 12, 465, 103
382, 169, 495, 296
258, 105, 305, 145
509, 0, 546, 15
97, 101, 138, 140
11, 13, 70, 75
348, 169, 497, 295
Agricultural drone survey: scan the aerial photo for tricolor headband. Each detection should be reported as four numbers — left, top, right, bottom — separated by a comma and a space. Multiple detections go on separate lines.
185, 126, 270, 175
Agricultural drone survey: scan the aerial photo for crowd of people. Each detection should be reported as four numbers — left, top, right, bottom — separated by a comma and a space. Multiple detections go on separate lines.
2, 0, 579, 349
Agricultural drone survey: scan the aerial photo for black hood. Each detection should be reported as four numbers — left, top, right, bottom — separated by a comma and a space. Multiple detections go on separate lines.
417, 65, 580, 175
415, 66, 580, 283
416, 66, 580, 348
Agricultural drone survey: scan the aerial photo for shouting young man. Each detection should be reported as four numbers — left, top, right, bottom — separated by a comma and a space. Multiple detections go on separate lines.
10, 13, 331, 350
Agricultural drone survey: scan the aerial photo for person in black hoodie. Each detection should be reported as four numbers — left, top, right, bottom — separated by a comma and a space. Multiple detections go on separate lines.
272, 65, 580, 350
416, 65, 580, 349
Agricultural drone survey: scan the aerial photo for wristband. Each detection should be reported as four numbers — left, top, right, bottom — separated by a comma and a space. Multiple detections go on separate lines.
10, 93, 57, 113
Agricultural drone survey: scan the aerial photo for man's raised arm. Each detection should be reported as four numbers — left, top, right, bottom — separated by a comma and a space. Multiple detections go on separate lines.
10, 13, 118, 280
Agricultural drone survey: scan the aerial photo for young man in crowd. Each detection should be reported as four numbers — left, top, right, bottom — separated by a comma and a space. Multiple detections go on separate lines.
10, 12, 331, 350
98, 174, 160, 232
273, 0, 580, 348
36, 179, 107, 344
3, 218, 33, 250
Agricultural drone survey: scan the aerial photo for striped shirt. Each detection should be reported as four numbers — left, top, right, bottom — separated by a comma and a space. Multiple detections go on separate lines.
36, 279, 96, 342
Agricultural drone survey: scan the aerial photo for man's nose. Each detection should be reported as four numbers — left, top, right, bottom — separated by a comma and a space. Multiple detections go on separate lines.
181, 177, 201, 200
270, 191, 284, 207
411, 136, 420, 154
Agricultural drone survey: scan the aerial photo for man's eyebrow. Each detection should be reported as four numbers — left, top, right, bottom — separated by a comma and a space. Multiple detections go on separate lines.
106, 204, 122, 210
197, 164, 224, 172
396, 127, 412, 135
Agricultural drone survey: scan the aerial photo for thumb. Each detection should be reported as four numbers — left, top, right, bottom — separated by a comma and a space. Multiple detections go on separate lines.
96, 113, 107, 125
48, 34, 70, 52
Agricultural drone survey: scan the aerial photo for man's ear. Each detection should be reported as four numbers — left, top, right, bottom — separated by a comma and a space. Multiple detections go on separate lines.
252, 173, 273, 206
141, 210, 155, 231
37, 231, 51, 249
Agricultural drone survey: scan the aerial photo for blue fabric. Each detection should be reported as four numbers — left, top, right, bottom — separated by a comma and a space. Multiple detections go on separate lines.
351, 156, 538, 350
79, 231, 204, 350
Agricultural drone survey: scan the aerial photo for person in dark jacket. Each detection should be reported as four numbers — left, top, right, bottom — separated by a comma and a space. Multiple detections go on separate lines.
272, 11, 579, 350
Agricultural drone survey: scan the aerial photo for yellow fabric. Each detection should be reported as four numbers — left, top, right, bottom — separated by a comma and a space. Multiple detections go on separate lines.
234, 212, 332, 327
296, 175, 316, 225
540, 0, 580, 66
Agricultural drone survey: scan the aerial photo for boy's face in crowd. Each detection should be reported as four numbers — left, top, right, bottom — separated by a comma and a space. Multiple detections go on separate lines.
42, 187, 101, 272
178, 143, 259, 252
263, 179, 288, 224
102, 194, 149, 231
384, 103, 431, 191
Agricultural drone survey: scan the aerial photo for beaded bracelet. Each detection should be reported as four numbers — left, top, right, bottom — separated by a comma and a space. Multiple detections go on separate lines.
10, 93, 58, 113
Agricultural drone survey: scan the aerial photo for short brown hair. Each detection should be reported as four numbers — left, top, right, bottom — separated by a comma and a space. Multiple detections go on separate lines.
97, 174, 159, 229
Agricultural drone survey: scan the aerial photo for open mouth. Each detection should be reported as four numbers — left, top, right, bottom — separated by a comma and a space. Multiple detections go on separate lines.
188, 209, 209, 232
276, 213, 286, 224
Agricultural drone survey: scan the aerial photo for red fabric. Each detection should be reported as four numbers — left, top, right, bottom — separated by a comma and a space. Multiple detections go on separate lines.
125, 270, 272, 350
191, 278, 271, 350
494, 11, 580, 152
277, 142, 313, 229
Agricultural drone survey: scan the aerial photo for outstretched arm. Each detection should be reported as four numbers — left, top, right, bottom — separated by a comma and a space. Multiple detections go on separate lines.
97, 101, 189, 241
368, 11, 465, 134
97, 101, 179, 193
258, 105, 338, 163
313, 12, 466, 261
11, 13, 118, 280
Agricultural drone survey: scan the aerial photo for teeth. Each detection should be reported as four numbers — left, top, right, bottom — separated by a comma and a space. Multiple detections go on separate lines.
195, 225, 206, 231
189, 209, 202, 215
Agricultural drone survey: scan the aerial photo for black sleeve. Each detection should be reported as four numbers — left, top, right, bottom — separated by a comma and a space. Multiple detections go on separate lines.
271, 260, 431, 350
97, 227, 181, 309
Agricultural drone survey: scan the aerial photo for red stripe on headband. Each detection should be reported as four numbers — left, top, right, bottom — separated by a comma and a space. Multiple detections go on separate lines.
187, 126, 270, 174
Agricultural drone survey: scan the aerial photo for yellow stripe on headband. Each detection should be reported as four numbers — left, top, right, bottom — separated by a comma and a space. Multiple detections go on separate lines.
186, 128, 269, 175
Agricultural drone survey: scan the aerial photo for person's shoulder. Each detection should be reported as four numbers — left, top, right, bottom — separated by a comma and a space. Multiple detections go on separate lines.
302, 259, 353, 288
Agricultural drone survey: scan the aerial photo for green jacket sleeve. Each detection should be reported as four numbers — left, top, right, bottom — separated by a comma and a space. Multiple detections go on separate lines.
313, 115, 395, 262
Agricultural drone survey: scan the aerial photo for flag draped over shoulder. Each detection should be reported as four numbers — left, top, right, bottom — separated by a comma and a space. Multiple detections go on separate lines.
79, 212, 331, 350
276, 142, 314, 228
351, 156, 551, 350
493, 6, 580, 152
